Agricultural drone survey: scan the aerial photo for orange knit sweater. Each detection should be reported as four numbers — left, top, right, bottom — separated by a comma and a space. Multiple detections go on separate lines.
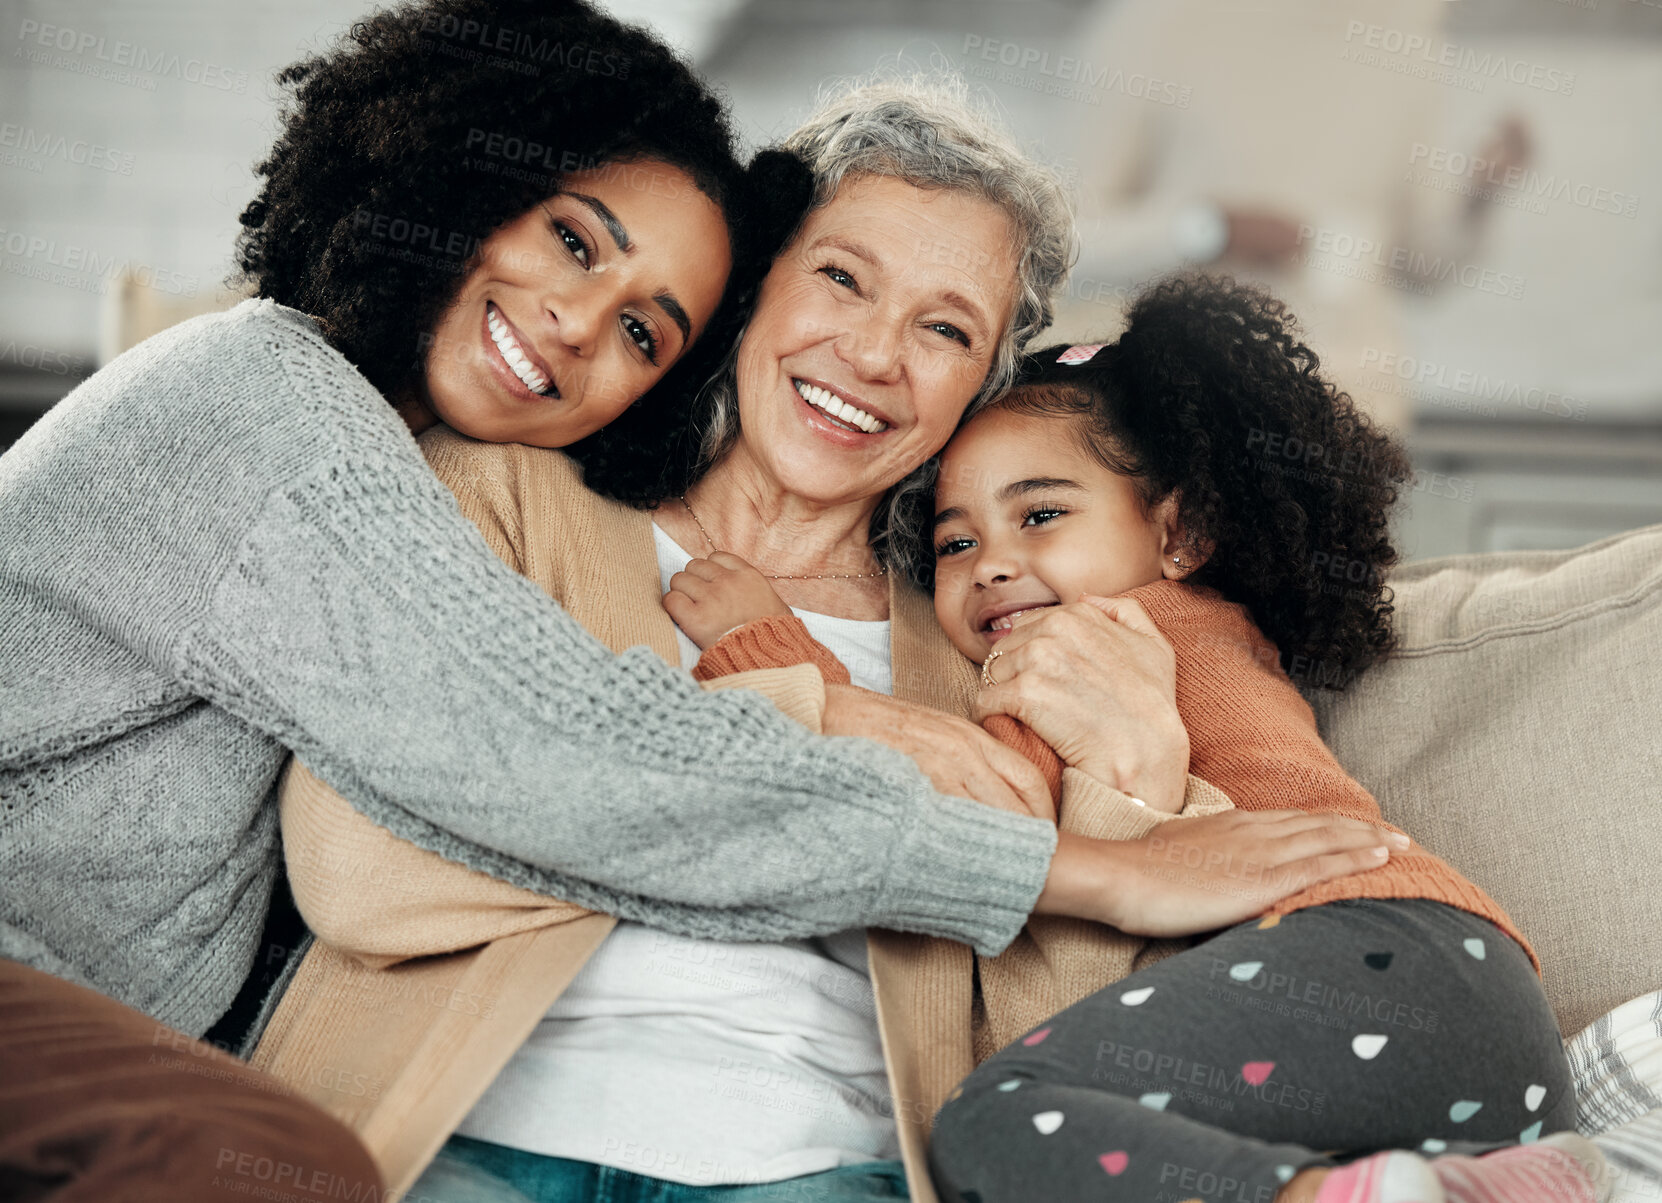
693, 579, 1538, 972
694, 614, 1065, 802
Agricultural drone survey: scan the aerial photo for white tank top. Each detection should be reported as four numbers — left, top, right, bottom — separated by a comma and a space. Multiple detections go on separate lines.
454, 523, 899, 1185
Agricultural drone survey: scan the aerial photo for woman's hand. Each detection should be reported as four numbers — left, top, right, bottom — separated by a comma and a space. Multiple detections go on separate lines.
822, 682, 1056, 822
1037, 811, 1412, 937
973, 595, 1189, 812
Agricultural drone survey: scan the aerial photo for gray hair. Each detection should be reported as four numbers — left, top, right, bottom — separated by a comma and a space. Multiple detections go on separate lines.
690, 74, 1076, 580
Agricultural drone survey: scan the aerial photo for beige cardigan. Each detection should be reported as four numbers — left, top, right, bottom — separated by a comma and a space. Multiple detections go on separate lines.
251, 427, 1232, 1200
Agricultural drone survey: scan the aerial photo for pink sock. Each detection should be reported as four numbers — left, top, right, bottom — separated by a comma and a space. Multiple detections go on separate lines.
1431, 1135, 1607, 1203
1315, 1151, 1444, 1203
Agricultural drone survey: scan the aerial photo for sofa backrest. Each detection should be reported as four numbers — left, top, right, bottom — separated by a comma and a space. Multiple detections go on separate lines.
1308, 523, 1662, 1040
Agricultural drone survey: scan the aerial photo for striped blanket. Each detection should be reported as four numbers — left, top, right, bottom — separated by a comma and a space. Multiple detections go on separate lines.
1567, 990, 1662, 1202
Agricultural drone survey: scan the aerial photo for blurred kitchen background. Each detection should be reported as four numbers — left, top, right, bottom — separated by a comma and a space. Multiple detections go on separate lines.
3, 0, 1659, 559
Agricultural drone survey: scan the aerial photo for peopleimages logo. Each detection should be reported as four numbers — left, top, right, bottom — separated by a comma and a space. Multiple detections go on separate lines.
15, 19, 249, 93
1359, 348, 1588, 420
0, 228, 198, 298
1409, 144, 1639, 219
417, 14, 631, 78
959, 35, 1193, 107
0, 123, 134, 174
1296, 225, 1526, 299
1341, 20, 1576, 95
0, 340, 87, 376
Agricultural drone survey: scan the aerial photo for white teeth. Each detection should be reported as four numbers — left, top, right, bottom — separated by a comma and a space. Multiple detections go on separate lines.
487, 305, 550, 395
987, 607, 1051, 632
793, 379, 887, 434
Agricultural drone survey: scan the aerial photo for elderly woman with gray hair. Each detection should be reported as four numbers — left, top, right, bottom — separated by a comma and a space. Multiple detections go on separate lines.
257, 77, 1397, 1203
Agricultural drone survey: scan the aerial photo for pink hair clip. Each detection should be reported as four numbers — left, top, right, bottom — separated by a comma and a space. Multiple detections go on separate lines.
1056, 343, 1106, 365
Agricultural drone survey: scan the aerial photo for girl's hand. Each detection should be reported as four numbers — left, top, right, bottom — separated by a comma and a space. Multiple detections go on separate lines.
1037, 811, 1412, 937
972, 595, 1189, 812
822, 683, 1056, 823
664, 551, 793, 650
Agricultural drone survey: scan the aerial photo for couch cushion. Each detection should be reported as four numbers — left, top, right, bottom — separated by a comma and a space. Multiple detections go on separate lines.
1308, 523, 1662, 1040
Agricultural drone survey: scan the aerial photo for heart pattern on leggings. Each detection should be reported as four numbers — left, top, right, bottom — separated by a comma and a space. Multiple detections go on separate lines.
1352, 1034, 1389, 1060
962, 928, 1526, 1191
1098, 1151, 1129, 1176
1032, 1111, 1064, 1135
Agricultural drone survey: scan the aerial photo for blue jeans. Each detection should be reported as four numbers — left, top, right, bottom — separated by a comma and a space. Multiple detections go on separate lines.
410, 1135, 910, 1203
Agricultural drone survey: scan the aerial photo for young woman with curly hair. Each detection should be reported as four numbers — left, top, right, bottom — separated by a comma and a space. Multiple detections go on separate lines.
236, 0, 811, 498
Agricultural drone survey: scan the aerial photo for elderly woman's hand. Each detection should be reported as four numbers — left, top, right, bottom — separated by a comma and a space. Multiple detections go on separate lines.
822, 683, 1056, 823
972, 595, 1189, 813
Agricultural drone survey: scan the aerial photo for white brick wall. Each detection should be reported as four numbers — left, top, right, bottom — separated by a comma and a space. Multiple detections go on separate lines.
0, 0, 1081, 365
0, 0, 361, 360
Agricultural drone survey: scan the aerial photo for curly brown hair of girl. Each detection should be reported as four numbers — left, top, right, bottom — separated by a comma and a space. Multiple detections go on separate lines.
234, 0, 811, 505
913, 274, 1415, 688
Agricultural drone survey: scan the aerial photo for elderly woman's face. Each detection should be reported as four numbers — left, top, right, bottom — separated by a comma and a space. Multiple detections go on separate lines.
421, 159, 732, 446
732, 174, 1020, 505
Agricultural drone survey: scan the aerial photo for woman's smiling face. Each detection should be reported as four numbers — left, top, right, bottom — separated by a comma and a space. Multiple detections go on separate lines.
419, 158, 732, 446
730, 173, 1020, 506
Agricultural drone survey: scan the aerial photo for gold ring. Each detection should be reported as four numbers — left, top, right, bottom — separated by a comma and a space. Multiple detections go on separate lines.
980, 648, 1004, 689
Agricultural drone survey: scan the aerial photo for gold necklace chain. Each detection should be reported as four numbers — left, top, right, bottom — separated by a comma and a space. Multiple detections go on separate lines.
677, 496, 889, 582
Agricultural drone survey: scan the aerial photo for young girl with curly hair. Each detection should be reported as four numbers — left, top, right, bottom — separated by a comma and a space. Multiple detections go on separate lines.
666, 276, 1609, 1203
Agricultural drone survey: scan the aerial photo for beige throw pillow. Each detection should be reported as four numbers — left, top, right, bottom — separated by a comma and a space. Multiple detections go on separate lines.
1308, 524, 1662, 1039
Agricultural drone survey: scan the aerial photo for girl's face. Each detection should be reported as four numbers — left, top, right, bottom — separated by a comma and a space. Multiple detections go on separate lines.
418, 158, 732, 446
932, 406, 1184, 664
729, 173, 1019, 508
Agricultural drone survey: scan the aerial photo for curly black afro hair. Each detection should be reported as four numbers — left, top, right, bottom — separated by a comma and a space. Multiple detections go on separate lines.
235, 0, 812, 504
909, 274, 1415, 689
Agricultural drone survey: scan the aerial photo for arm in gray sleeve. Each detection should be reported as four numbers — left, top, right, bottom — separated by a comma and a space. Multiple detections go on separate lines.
68, 302, 1056, 955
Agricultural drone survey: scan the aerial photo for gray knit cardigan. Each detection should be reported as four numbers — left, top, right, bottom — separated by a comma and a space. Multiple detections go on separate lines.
0, 300, 1055, 1038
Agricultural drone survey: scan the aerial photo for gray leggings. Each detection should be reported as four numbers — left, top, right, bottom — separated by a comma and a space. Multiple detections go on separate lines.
930, 899, 1572, 1203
